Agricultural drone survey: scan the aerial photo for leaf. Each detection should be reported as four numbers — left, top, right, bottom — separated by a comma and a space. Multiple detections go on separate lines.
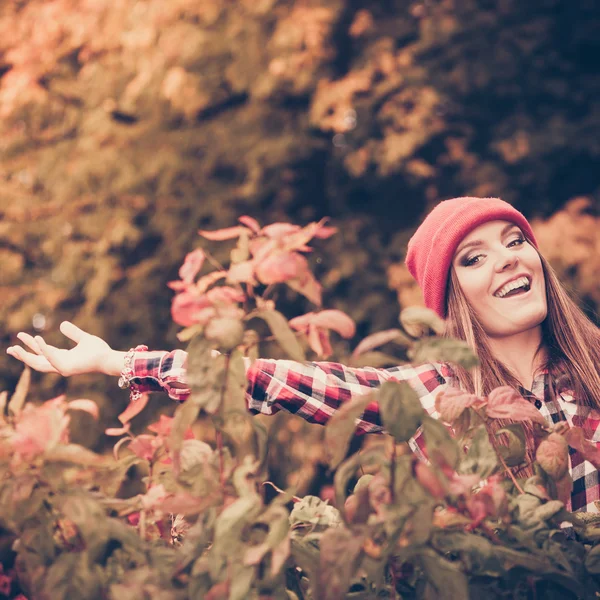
44, 444, 106, 466
434, 388, 478, 424
333, 446, 386, 513
460, 425, 498, 478
565, 427, 600, 469
422, 415, 460, 469
179, 248, 206, 283
311, 310, 356, 338
67, 399, 99, 420
254, 309, 306, 362
8, 366, 30, 417
409, 338, 479, 370
486, 386, 546, 425
325, 392, 375, 468
585, 544, 600, 574
42, 553, 103, 600
418, 550, 469, 600
286, 269, 323, 307
495, 423, 527, 467
351, 328, 411, 358
400, 306, 446, 337
198, 225, 248, 240
377, 380, 424, 443
315, 527, 363, 600
536, 432, 569, 480
238, 215, 260, 233
187, 334, 224, 414
289, 495, 342, 531
117, 393, 150, 425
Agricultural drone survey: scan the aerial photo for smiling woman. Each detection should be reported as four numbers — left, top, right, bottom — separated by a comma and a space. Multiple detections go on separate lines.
7, 196, 600, 512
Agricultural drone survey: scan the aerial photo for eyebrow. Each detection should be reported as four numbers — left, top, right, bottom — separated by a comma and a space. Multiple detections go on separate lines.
455, 223, 521, 258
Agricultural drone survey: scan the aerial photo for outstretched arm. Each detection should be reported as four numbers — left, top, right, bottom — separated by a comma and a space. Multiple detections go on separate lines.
6, 321, 126, 377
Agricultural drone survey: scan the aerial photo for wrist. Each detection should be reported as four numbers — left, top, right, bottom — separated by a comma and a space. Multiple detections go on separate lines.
103, 350, 128, 377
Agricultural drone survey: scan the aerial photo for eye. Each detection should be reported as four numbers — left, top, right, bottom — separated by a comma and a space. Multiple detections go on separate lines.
508, 236, 525, 248
463, 253, 483, 267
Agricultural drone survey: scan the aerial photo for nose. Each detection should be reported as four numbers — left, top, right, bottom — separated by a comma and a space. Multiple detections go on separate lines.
494, 248, 518, 272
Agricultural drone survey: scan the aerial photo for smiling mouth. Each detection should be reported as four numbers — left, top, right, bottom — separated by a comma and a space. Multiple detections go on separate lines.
494, 276, 532, 299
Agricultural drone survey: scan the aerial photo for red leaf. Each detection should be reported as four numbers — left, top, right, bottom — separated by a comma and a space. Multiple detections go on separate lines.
128, 434, 158, 461
238, 215, 260, 233
565, 427, 600, 469
105, 424, 131, 436
178, 248, 205, 284
260, 222, 300, 239
312, 310, 356, 338
352, 329, 405, 357
535, 432, 569, 479
485, 386, 546, 425
198, 225, 248, 240
434, 388, 478, 424
171, 291, 213, 327
67, 399, 99, 420
118, 393, 149, 425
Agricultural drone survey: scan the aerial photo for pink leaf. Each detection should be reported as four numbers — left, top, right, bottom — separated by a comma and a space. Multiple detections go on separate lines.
485, 386, 546, 425
352, 329, 405, 357
288, 312, 315, 332
227, 260, 255, 284
434, 388, 478, 424
171, 291, 212, 327
255, 251, 309, 285
105, 424, 131, 436
238, 215, 261, 233
118, 393, 150, 425
308, 324, 325, 357
260, 223, 300, 239
206, 286, 246, 305
312, 310, 356, 338
535, 432, 569, 479
198, 225, 248, 240
313, 224, 338, 239
178, 248, 205, 284
195, 271, 227, 295
565, 427, 600, 469
286, 270, 322, 306
67, 399, 99, 420
282, 218, 336, 251
128, 435, 158, 461
167, 280, 190, 292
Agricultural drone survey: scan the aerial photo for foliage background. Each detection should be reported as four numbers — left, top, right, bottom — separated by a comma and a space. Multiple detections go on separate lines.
1, 0, 599, 490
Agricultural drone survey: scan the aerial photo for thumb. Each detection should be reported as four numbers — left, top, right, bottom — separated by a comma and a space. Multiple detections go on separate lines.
60, 321, 86, 344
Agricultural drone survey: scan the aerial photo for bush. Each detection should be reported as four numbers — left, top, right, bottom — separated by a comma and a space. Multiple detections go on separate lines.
2, 217, 600, 600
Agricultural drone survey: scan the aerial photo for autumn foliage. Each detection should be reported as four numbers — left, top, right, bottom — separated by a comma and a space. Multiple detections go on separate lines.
3, 219, 600, 600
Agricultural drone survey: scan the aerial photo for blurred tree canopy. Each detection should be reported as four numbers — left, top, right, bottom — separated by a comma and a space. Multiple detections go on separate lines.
1, 0, 599, 445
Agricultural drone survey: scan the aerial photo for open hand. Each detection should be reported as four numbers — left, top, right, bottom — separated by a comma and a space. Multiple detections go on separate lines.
6, 321, 117, 377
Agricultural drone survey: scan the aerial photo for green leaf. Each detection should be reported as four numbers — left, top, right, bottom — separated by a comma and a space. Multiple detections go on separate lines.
421, 415, 460, 470
8, 366, 30, 417
254, 309, 306, 362
585, 544, 600, 574
399, 306, 446, 337
460, 425, 499, 478
315, 527, 364, 600
378, 381, 424, 443
408, 338, 479, 370
333, 446, 386, 514
187, 333, 223, 414
42, 553, 103, 600
325, 391, 374, 468
496, 423, 527, 467
418, 550, 469, 600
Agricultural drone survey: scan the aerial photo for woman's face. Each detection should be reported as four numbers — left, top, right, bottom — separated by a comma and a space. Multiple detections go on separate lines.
451, 220, 547, 338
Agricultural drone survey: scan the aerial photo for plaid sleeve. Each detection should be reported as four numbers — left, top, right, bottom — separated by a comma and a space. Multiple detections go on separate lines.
131, 350, 447, 435
246, 359, 447, 434
131, 349, 190, 402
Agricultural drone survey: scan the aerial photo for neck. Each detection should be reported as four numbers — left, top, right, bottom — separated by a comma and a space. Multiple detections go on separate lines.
487, 326, 546, 391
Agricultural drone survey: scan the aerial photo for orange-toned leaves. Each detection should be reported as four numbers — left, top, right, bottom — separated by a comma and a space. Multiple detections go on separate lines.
289, 310, 355, 358
485, 386, 546, 425
434, 388, 478, 424
536, 432, 569, 480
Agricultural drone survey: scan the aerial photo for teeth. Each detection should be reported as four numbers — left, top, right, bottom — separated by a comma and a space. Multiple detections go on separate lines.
494, 276, 530, 298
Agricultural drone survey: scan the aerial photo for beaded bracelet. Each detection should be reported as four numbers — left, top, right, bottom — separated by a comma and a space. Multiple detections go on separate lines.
118, 344, 148, 402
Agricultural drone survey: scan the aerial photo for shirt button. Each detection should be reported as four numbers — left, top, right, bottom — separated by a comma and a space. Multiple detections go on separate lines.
534, 399, 542, 409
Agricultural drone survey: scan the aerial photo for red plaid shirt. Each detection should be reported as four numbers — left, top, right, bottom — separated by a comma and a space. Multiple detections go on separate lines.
131, 350, 600, 513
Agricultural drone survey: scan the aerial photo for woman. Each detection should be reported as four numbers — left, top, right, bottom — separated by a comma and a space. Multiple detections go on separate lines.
7, 197, 600, 512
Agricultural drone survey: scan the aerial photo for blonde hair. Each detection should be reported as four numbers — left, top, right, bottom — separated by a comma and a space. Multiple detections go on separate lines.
444, 244, 600, 474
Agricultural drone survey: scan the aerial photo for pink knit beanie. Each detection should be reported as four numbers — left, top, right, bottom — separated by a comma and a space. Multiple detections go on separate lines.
405, 197, 538, 318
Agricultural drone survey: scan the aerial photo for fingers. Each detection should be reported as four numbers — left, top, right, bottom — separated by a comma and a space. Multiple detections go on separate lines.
34, 335, 70, 375
59, 321, 85, 344
16, 332, 43, 355
6, 345, 57, 373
